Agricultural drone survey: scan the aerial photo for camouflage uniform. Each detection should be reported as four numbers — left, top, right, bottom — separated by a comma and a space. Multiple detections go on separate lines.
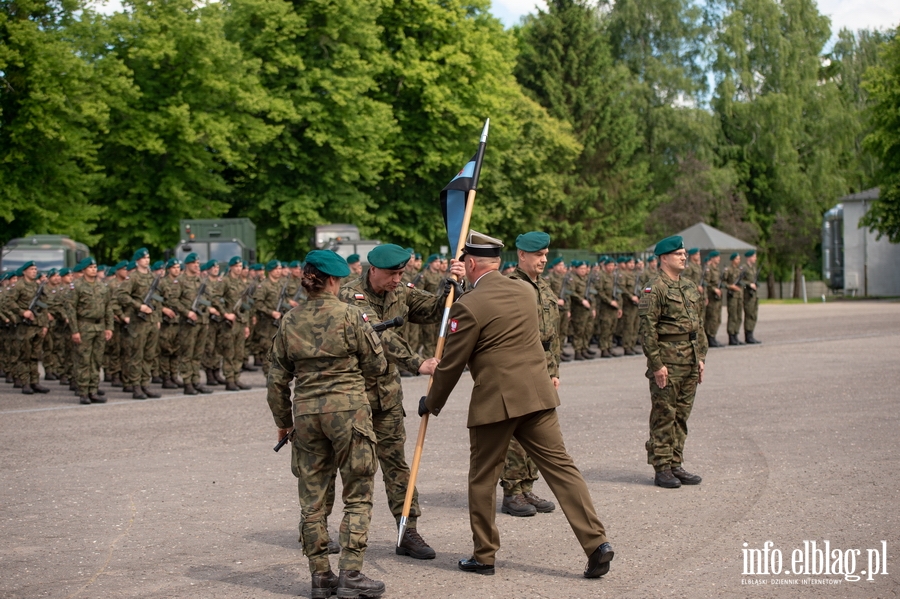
742, 262, 759, 336
548, 269, 570, 343
8, 278, 50, 386
338, 273, 445, 529
104, 276, 126, 384
723, 264, 744, 336
639, 270, 708, 471
501, 267, 561, 495
704, 265, 723, 340
217, 274, 250, 385
267, 292, 387, 574
418, 268, 444, 358
201, 275, 224, 376
568, 272, 592, 354
67, 278, 115, 396
399, 268, 422, 355
157, 274, 184, 382
253, 277, 285, 375
594, 270, 619, 352
178, 273, 210, 386
117, 271, 162, 388
618, 268, 640, 351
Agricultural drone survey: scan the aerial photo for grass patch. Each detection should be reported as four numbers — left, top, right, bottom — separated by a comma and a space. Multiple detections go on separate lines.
760, 298, 808, 305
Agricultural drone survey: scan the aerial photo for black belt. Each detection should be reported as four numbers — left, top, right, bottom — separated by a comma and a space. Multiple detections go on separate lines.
658, 332, 697, 342
80, 317, 102, 323
541, 340, 551, 351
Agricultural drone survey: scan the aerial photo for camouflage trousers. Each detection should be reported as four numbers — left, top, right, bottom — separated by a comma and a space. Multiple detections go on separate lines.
124, 318, 155, 387
726, 292, 743, 335
201, 318, 221, 371
705, 297, 722, 338
558, 304, 570, 345
292, 406, 377, 574
620, 301, 639, 349
743, 292, 758, 333
255, 318, 279, 375
42, 327, 57, 374
217, 321, 246, 384
15, 323, 43, 384
179, 322, 207, 385
420, 322, 439, 359
570, 305, 592, 352
499, 437, 539, 495
105, 325, 122, 379
401, 322, 422, 355
645, 363, 698, 471
74, 329, 105, 394
372, 402, 421, 528
597, 306, 618, 351
158, 323, 181, 379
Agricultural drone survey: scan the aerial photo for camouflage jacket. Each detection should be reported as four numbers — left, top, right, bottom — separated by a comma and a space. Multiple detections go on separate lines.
45, 283, 72, 331
723, 265, 745, 298
267, 293, 387, 428
594, 271, 617, 308
618, 269, 639, 306
704, 265, 723, 302
683, 261, 702, 288
67, 278, 115, 333
547, 270, 569, 307
639, 270, 708, 371
742, 263, 758, 293
510, 267, 561, 378
179, 274, 210, 325
117, 270, 162, 323
254, 277, 285, 318
638, 268, 657, 289
339, 272, 444, 411
568, 273, 589, 306
158, 275, 185, 325
106, 277, 126, 321
421, 269, 443, 294
221, 275, 249, 324
8, 278, 51, 327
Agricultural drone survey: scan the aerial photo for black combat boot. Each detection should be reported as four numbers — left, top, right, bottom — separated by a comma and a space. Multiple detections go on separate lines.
214, 369, 226, 384
123, 384, 134, 393
151, 375, 163, 384
728, 334, 740, 346
205, 369, 219, 387
89, 392, 107, 404
111, 374, 123, 387
21, 384, 34, 395
79, 395, 91, 405
132, 388, 147, 400
624, 347, 636, 355
522, 491, 556, 513
654, 469, 681, 489
707, 334, 720, 348
671, 466, 702, 485
32, 383, 50, 393
183, 383, 198, 395
745, 331, 761, 344
235, 380, 251, 390
600, 349, 611, 358
161, 377, 179, 389
574, 351, 586, 361
310, 570, 338, 599
45, 371, 58, 381
337, 570, 385, 598
560, 353, 573, 362
396, 527, 436, 559
224, 381, 239, 391
142, 386, 161, 398
95, 388, 105, 396
501, 494, 536, 517
59, 374, 69, 385
195, 383, 213, 394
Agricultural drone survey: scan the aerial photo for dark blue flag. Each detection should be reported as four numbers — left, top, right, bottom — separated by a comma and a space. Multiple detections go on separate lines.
440, 155, 477, 255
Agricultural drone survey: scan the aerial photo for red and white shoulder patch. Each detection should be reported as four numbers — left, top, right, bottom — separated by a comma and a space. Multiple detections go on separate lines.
449, 319, 459, 333
354, 293, 365, 300
361, 313, 369, 322
643, 286, 652, 293
407, 282, 415, 288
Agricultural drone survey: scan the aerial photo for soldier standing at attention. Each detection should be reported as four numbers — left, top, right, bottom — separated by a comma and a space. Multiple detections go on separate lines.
742, 250, 761, 344
68, 258, 114, 405
10, 261, 51, 394
703, 251, 723, 347
723, 252, 745, 346
339, 244, 465, 560
253, 260, 285, 375
157, 259, 185, 389
219, 257, 251, 391
419, 254, 444, 358
596, 259, 622, 358
567, 261, 594, 361
347, 254, 363, 278
267, 250, 388, 599
500, 231, 559, 517
421, 231, 613, 579
683, 249, 702, 291
105, 262, 129, 387
639, 235, 707, 489
179, 253, 214, 395
618, 256, 640, 355
117, 248, 162, 400
201, 260, 226, 387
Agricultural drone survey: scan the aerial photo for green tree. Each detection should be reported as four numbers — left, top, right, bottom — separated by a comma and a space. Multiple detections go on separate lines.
515, 0, 650, 250
712, 0, 855, 291
91, 0, 279, 261
860, 32, 900, 242
0, 0, 117, 245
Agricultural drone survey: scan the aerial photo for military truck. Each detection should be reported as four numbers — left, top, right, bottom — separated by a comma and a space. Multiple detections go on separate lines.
1, 235, 90, 273
312, 224, 381, 264
173, 219, 257, 265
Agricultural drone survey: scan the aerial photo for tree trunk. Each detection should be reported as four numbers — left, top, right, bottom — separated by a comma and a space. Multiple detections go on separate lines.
792, 265, 803, 299
767, 269, 776, 299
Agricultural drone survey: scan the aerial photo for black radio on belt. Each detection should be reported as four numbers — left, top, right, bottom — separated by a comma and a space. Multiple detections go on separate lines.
541, 340, 551, 351
688, 332, 697, 341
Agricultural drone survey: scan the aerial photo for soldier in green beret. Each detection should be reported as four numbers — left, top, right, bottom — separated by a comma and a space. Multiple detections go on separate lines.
546, 257, 573, 361
116, 248, 163, 399
104, 261, 130, 387
201, 260, 227, 387
178, 253, 214, 394
741, 250, 761, 344
346, 254, 363, 278
8, 261, 52, 394
267, 250, 387, 599
499, 231, 559, 516
252, 260, 286, 375
338, 243, 465, 560
639, 235, 707, 488
703, 251, 723, 347
418, 253, 445, 358
217, 256, 252, 390
68, 258, 114, 404
157, 258, 186, 390
594, 259, 622, 358
567, 260, 594, 360
723, 252, 744, 345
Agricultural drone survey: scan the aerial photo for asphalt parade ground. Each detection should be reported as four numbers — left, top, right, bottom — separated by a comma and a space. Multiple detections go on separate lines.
1, 300, 899, 599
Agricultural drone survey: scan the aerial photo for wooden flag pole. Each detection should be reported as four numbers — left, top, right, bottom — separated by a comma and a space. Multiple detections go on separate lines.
398, 119, 489, 546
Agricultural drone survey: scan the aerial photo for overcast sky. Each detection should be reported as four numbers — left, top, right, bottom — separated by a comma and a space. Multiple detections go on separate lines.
491, 0, 900, 32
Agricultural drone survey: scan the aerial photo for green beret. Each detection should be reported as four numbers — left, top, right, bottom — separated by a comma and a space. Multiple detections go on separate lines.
72, 262, 85, 274
404, 247, 415, 256
265, 260, 281, 272
414, 252, 422, 260
687, 248, 699, 255
571, 260, 584, 268
151, 260, 165, 271
199, 261, 210, 272
20, 260, 36, 271
425, 253, 439, 265
127, 261, 137, 271
288, 260, 301, 268
183, 252, 199, 264
730, 252, 739, 260
58, 267, 70, 277
228, 256, 242, 267
346, 254, 360, 265
654, 235, 684, 256
708, 250, 720, 258
106, 267, 116, 276
113, 260, 128, 272
617, 256, 628, 263
165, 258, 181, 269
47, 268, 58, 277
745, 249, 756, 257
648, 255, 658, 263
132, 247, 149, 261
548, 257, 563, 268
515, 231, 551, 252
305, 250, 350, 278
250, 263, 263, 271
73, 257, 97, 273
368, 244, 412, 270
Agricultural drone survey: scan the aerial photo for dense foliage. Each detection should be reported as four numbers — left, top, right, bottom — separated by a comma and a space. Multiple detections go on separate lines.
0, 0, 896, 277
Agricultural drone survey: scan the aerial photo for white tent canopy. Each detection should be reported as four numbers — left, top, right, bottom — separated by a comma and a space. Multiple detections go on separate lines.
647, 222, 756, 255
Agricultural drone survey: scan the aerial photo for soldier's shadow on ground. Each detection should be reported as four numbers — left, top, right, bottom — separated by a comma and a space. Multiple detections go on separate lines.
245, 529, 300, 551
185, 562, 302, 597
416, 488, 468, 508
579, 464, 654, 486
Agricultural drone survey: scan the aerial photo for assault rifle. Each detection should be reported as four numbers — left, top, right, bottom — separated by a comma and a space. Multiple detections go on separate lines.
25, 280, 48, 325
612, 269, 621, 303
585, 266, 599, 300
136, 274, 163, 321
558, 273, 572, 303
185, 282, 210, 326
273, 315, 406, 453
273, 280, 289, 325
745, 265, 761, 297
726, 267, 745, 298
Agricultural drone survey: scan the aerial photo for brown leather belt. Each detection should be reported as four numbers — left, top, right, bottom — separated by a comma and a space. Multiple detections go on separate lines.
658, 332, 697, 342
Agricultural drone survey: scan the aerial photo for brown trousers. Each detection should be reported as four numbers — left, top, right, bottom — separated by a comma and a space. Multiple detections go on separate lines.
467, 408, 607, 565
